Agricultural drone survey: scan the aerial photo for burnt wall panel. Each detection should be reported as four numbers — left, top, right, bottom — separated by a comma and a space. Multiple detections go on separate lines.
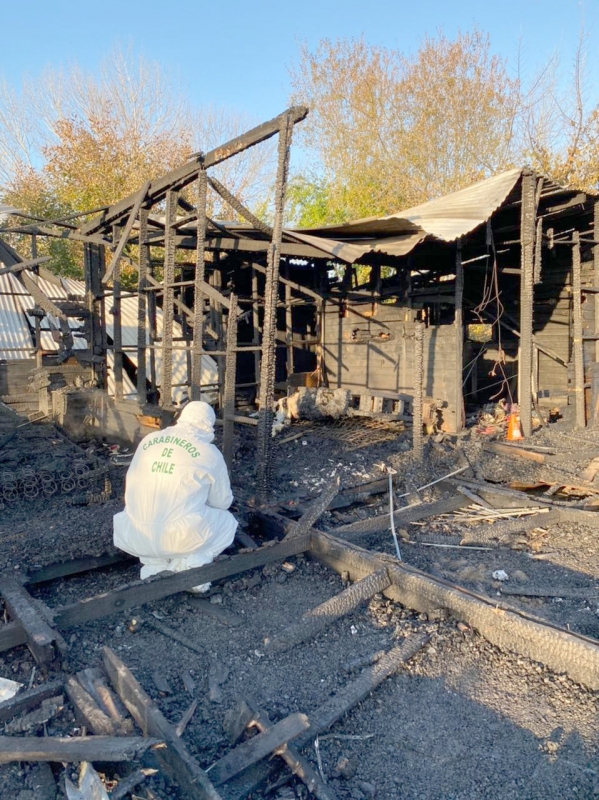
322, 301, 457, 417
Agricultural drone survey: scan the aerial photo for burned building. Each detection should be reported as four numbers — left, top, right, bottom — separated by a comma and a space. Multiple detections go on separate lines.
2, 108, 599, 800
1, 113, 598, 494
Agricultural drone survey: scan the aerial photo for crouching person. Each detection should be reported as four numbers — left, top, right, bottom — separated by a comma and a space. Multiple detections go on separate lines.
113, 401, 237, 593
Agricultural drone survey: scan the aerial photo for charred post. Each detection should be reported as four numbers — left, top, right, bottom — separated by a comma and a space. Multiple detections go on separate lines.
256, 113, 294, 497
519, 170, 536, 437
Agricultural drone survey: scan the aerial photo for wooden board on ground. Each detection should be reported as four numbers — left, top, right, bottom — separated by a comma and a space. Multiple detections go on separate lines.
0, 576, 66, 668
102, 646, 223, 800
207, 712, 310, 786
0, 735, 159, 763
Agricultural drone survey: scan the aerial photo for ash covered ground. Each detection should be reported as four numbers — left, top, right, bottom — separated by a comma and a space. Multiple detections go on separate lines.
1, 414, 599, 799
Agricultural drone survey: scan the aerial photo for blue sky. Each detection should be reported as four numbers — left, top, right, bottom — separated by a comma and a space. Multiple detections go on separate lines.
1, 0, 598, 124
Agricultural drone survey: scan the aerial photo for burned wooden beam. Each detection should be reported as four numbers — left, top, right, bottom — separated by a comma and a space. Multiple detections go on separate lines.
412, 319, 424, 459
519, 170, 536, 437
207, 712, 310, 786
222, 294, 239, 472
484, 442, 546, 463
77, 667, 133, 735
208, 177, 273, 238
24, 553, 134, 586
285, 475, 340, 540
454, 242, 464, 433
0, 735, 159, 764
54, 536, 310, 630
137, 205, 150, 403
191, 169, 207, 401
160, 189, 178, 406
19, 272, 68, 322
331, 494, 468, 537
0, 678, 64, 723
65, 676, 119, 736
256, 113, 294, 498
310, 530, 599, 690
572, 231, 585, 428
80, 107, 308, 234
0, 576, 65, 668
0, 256, 51, 276
0, 537, 311, 652
267, 568, 390, 653
224, 634, 428, 800
102, 646, 223, 800
111, 768, 158, 800
245, 703, 339, 800
103, 180, 150, 283
327, 478, 389, 510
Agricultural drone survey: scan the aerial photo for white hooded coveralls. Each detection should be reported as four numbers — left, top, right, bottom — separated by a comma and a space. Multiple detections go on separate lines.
113, 401, 237, 580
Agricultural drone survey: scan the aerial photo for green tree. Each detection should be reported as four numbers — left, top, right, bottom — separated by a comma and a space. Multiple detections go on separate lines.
290, 30, 520, 222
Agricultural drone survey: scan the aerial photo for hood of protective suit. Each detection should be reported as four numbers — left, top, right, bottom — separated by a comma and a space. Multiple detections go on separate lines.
177, 401, 216, 442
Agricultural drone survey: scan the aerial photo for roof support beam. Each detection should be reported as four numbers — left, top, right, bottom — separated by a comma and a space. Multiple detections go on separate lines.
79, 106, 308, 236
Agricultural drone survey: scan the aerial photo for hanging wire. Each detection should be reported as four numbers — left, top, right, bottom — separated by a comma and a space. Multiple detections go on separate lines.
471, 220, 513, 404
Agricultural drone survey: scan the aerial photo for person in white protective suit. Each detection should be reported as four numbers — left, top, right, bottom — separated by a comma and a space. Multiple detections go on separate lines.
113, 401, 237, 593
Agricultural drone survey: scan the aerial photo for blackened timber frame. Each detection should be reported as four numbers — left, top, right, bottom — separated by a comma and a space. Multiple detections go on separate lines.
161, 190, 178, 406
519, 170, 536, 437
256, 112, 294, 497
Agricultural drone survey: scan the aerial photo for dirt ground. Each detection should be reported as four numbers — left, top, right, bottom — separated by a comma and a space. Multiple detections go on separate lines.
1, 414, 599, 799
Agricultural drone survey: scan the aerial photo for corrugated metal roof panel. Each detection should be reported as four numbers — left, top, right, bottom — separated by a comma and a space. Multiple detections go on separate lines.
0, 273, 34, 359
300, 168, 523, 248
106, 296, 218, 404
61, 277, 85, 297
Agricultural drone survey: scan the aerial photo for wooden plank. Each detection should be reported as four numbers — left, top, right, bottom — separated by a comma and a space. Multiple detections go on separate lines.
484, 442, 546, 463
80, 107, 308, 235
102, 646, 223, 800
53, 535, 310, 630
332, 494, 468, 537
65, 676, 118, 735
0, 576, 65, 668
0, 679, 64, 723
245, 703, 339, 800
0, 735, 159, 763
207, 712, 310, 786
267, 568, 390, 653
285, 475, 340, 539
25, 553, 133, 586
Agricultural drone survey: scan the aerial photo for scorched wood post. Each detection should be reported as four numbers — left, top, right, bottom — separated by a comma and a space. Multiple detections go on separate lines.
519, 170, 536, 437
454, 240, 464, 433
83, 242, 105, 390
413, 318, 424, 460
160, 189, 178, 407
136, 207, 150, 403
222, 294, 238, 471
572, 231, 585, 428
256, 112, 294, 498
111, 224, 124, 401
191, 169, 207, 400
